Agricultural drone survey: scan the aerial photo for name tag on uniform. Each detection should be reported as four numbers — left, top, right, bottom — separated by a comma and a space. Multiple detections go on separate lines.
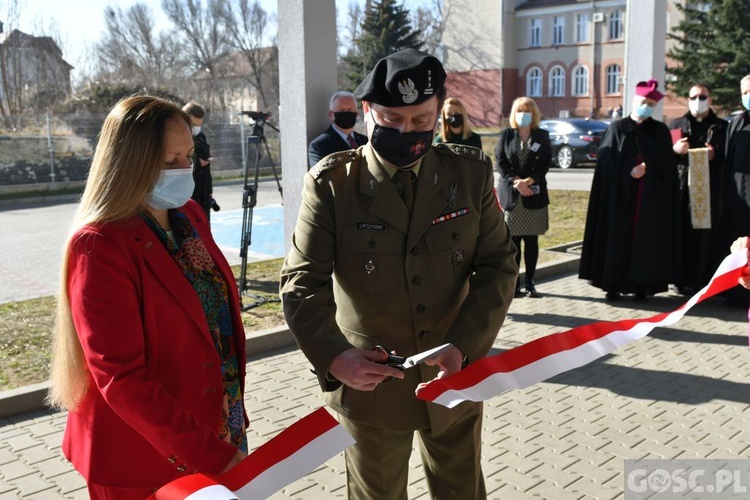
530, 142, 541, 152
357, 222, 386, 231
431, 208, 470, 226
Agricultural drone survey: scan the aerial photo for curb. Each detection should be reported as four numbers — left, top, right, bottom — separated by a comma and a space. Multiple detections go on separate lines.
0, 324, 297, 419
0, 255, 580, 420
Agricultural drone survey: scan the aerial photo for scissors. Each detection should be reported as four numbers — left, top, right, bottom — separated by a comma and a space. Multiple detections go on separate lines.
373, 343, 453, 371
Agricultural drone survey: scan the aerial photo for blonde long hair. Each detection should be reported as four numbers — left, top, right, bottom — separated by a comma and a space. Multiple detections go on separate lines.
509, 97, 542, 129
47, 95, 191, 410
440, 97, 475, 141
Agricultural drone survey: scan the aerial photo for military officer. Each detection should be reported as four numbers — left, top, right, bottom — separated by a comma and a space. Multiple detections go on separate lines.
280, 48, 518, 499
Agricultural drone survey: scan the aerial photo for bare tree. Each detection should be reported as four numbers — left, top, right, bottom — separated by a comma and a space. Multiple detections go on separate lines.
161, 0, 230, 112
412, 0, 444, 59
216, 0, 276, 110
95, 3, 183, 88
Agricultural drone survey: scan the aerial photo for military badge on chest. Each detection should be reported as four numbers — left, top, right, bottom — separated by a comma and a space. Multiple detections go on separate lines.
365, 258, 375, 275
452, 248, 464, 264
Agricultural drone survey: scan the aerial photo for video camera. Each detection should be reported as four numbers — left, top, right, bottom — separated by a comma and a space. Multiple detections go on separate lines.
239, 110, 274, 137
239, 111, 272, 121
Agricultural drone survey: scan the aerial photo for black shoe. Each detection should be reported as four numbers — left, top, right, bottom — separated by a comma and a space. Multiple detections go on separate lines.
514, 288, 525, 298
525, 284, 540, 298
605, 291, 620, 302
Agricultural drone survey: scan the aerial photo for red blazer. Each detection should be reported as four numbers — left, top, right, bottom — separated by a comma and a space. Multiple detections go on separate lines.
63, 200, 247, 488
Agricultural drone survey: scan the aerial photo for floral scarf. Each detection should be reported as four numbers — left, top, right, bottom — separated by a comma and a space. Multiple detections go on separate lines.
141, 209, 248, 453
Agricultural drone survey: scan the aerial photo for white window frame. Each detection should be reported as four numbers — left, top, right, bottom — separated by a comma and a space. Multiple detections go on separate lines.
553, 16, 565, 45
530, 18, 542, 47
572, 65, 589, 96
527, 67, 542, 97
576, 13, 589, 43
606, 64, 621, 94
609, 10, 622, 40
549, 66, 565, 97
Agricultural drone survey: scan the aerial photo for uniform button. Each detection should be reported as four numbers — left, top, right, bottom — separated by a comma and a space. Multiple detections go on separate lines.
203, 362, 215, 368
412, 276, 422, 285
368, 240, 376, 248
452, 233, 460, 240
177, 465, 187, 473
410, 246, 420, 255
416, 304, 426, 313
205, 387, 217, 393
418, 330, 427, 339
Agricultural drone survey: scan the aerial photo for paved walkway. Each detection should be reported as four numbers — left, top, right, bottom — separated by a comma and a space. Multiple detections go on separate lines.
1, 271, 748, 499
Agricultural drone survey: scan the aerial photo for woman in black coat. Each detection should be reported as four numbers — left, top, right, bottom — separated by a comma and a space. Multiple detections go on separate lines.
495, 97, 551, 298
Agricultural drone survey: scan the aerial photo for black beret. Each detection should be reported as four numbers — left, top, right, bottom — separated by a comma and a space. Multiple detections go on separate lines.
354, 48, 446, 107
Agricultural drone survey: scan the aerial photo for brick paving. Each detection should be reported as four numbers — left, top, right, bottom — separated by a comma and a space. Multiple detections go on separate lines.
1, 271, 748, 499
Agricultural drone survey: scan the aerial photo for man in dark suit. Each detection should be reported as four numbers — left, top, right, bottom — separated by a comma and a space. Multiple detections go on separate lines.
281, 49, 517, 499
307, 91, 368, 167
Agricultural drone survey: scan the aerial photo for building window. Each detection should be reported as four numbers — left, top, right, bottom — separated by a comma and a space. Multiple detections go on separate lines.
576, 13, 589, 43
553, 16, 565, 45
606, 64, 621, 94
527, 67, 542, 97
550, 66, 565, 97
573, 65, 589, 96
609, 10, 622, 40
530, 18, 541, 47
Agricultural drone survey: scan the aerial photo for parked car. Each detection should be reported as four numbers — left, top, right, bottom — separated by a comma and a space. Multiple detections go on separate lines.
539, 118, 609, 169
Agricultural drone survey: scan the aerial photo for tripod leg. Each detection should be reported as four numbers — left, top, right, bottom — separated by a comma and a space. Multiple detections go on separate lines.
238, 135, 279, 310
262, 137, 283, 200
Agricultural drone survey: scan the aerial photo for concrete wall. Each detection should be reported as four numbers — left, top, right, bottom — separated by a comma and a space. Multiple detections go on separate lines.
442, 0, 503, 72
277, 0, 338, 254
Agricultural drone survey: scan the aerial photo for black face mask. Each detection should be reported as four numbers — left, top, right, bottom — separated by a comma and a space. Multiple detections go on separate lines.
333, 111, 358, 129
370, 122, 434, 169
446, 114, 464, 128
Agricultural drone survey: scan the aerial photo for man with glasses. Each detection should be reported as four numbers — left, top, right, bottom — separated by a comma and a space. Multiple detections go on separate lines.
668, 84, 727, 294
308, 91, 368, 168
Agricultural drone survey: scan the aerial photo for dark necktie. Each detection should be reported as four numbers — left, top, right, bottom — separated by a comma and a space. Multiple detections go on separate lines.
394, 169, 417, 213
347, 134, 358, 149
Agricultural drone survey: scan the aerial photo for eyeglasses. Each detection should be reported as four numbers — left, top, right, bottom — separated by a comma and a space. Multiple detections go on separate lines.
689, 95, 709, 101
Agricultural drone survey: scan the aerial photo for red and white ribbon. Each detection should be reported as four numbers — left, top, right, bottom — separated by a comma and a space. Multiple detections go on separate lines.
151, 407, 354, 499
418, 251, 748, 409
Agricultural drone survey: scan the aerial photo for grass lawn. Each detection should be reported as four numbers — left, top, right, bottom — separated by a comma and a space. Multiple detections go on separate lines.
0, 189, 589, 392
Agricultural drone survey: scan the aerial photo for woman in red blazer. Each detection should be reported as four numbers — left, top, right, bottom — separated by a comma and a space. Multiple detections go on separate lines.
48, 95, 248, 498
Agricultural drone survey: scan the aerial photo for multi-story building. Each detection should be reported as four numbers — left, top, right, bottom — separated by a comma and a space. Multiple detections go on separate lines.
442, 0, 683, 127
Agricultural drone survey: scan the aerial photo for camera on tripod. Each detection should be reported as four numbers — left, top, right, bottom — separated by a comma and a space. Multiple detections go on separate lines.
238, 111, 273, 137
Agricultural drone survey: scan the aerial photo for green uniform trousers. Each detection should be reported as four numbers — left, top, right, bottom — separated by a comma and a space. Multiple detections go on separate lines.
339, 404, 486, 499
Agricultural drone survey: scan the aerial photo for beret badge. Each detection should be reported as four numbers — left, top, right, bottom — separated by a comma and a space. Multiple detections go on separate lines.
398, 78, 418, 104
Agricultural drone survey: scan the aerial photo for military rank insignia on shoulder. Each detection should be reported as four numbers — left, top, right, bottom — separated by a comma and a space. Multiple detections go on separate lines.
435, 143, 488, 163
311, 149, 360, 179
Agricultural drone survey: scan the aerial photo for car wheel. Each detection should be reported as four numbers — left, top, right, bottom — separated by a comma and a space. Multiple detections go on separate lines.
557, 145, 574, 169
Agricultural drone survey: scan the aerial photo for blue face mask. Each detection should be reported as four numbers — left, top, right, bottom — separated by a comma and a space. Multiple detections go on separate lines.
148, 168, 195, 210
634, 103, 654, 120
742, 94, 750, 111
515, 112, 532, 127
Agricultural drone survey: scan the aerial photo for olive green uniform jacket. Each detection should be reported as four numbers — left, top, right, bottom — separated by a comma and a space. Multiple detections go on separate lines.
280, 143, 518, 434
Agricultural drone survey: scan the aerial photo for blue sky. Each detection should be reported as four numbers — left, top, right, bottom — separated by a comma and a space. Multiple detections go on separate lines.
9, 0, 431, 80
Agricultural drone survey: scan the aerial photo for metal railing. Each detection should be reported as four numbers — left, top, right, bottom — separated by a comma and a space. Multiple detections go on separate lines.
0, 112, 282, 188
